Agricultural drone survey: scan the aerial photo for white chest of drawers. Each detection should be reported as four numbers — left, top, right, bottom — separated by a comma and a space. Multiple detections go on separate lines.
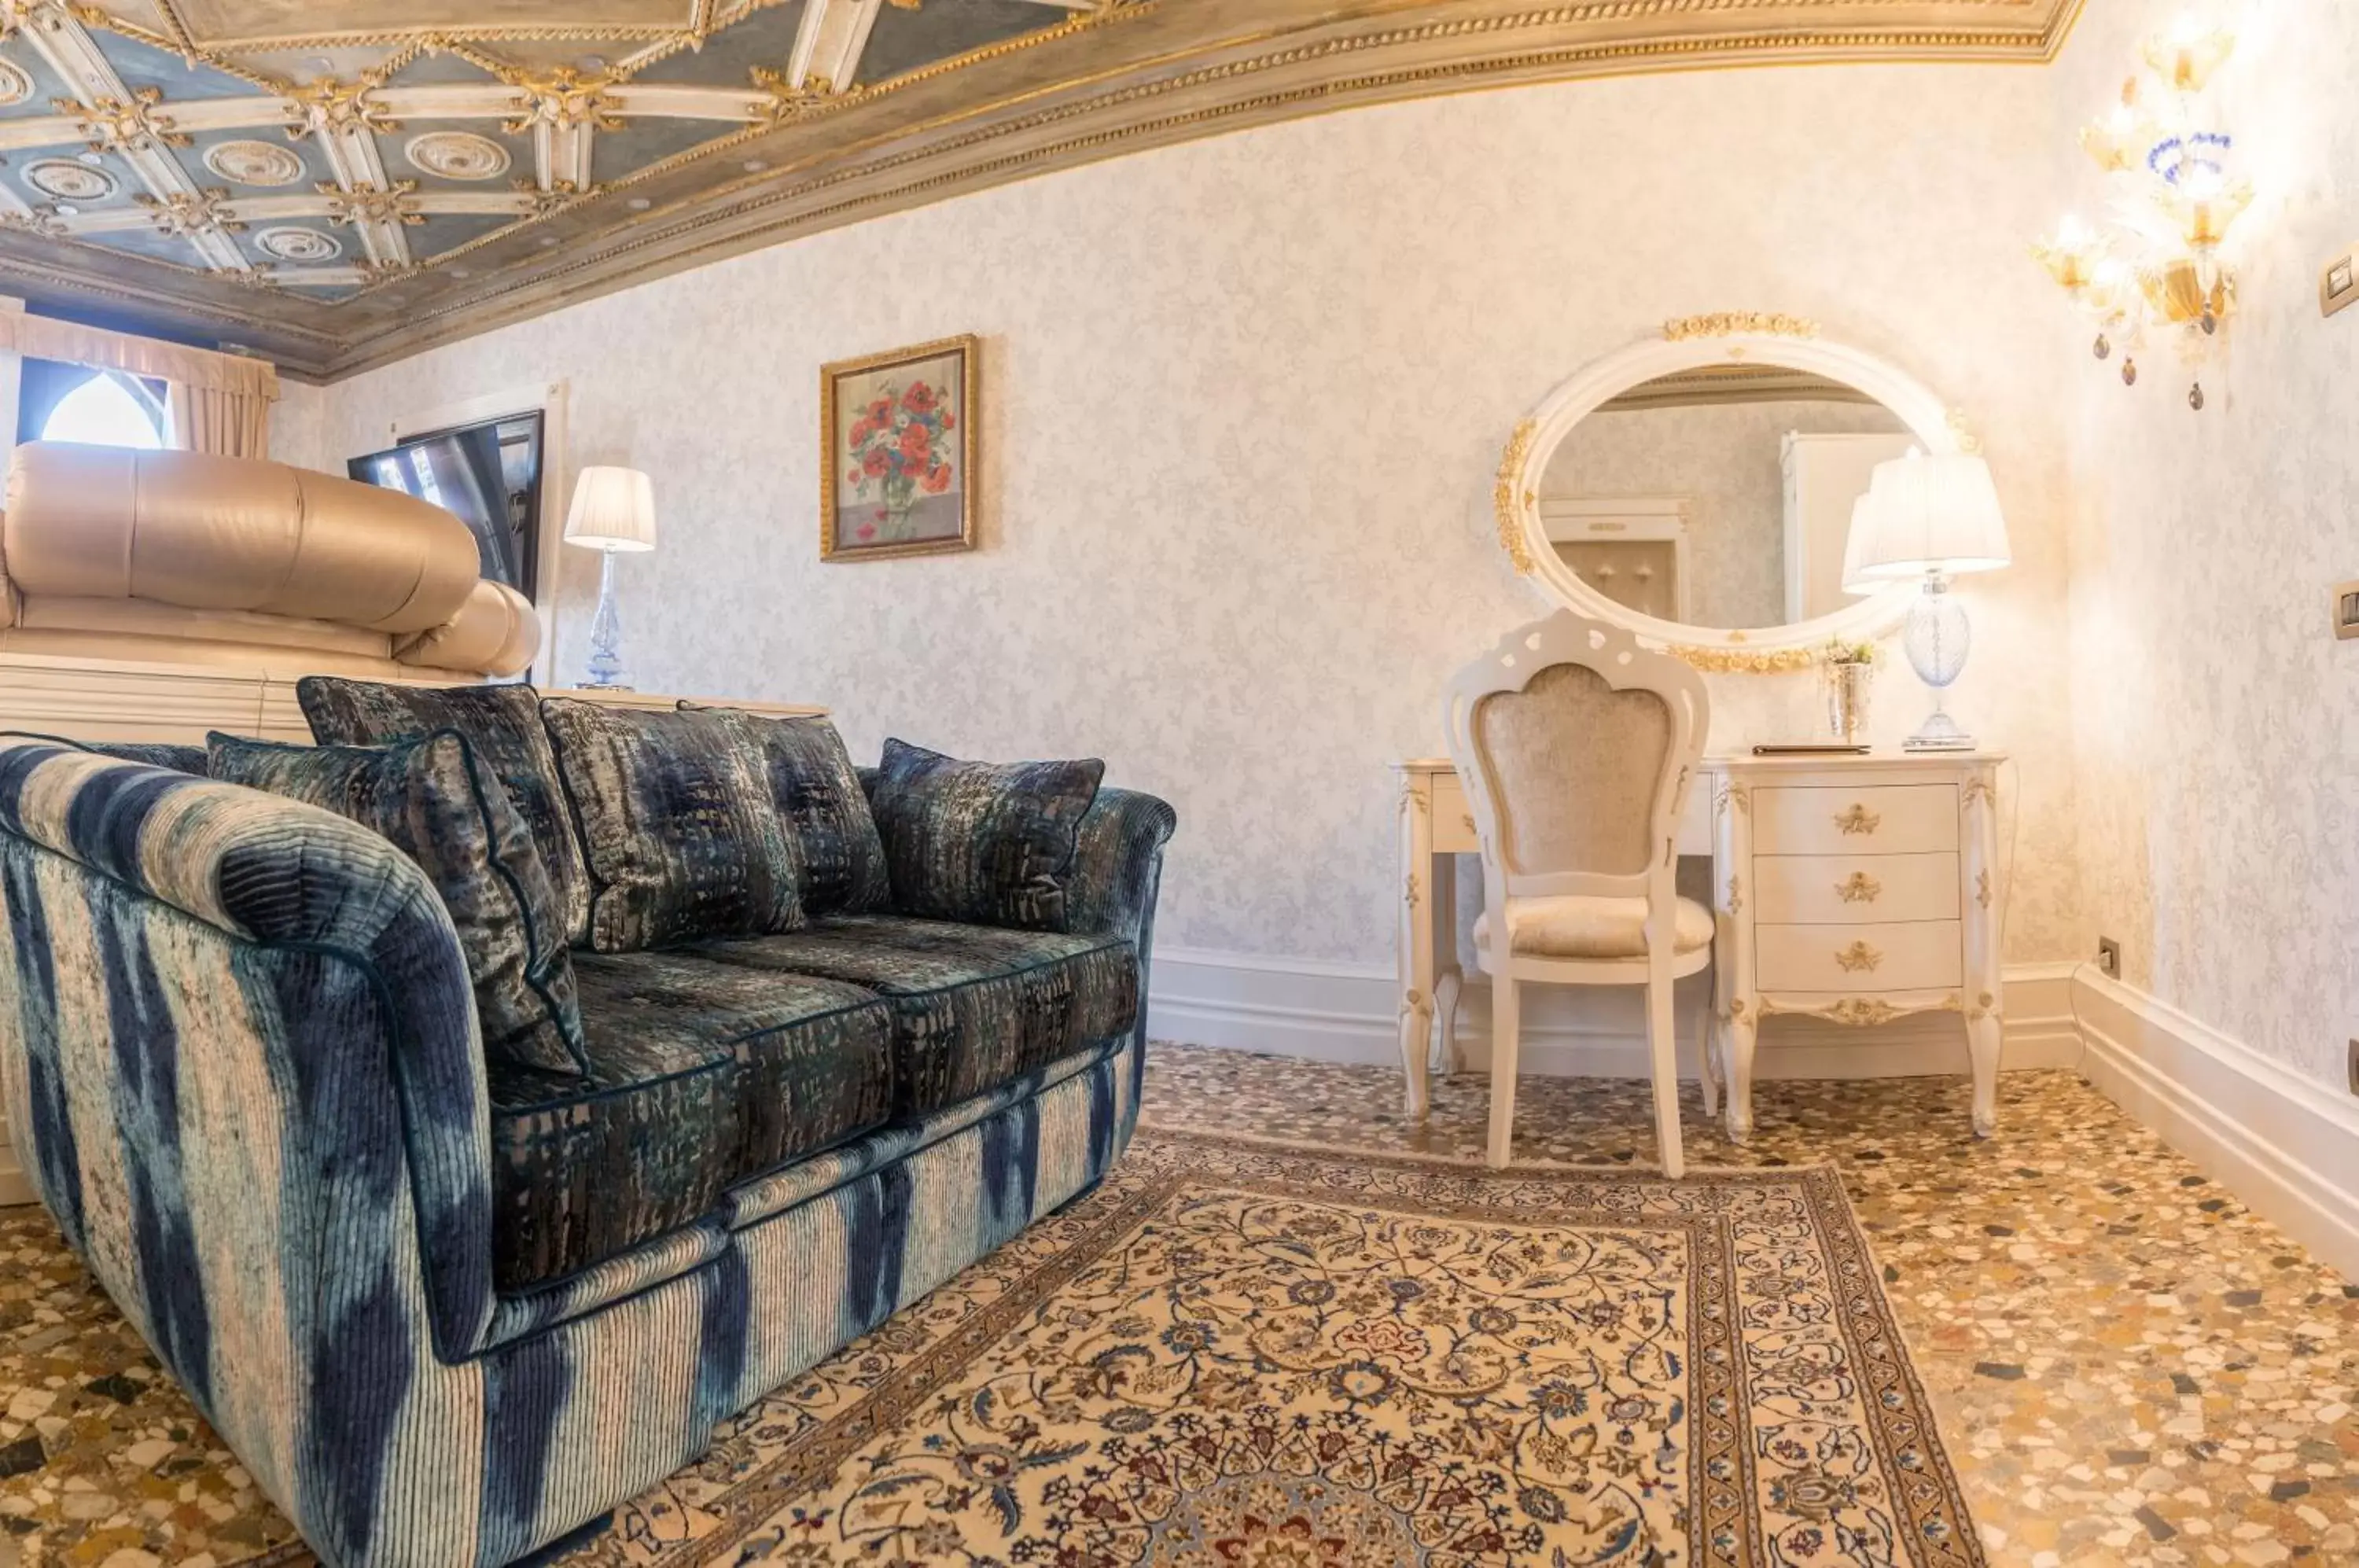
1708, 752, 2006, 1137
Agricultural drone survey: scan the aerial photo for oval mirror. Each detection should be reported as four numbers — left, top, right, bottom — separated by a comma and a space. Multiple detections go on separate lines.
1498, 328, 1965, 670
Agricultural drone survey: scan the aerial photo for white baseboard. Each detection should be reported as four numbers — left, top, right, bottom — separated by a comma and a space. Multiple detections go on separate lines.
1146, 947, 2083, 1080
2071, 967, 2359, 1283
1145, 948, 2359, 1281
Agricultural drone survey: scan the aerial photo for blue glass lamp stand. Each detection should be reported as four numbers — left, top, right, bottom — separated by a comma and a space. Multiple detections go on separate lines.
581, 548, 633, 691
1901, 571, 1975, 751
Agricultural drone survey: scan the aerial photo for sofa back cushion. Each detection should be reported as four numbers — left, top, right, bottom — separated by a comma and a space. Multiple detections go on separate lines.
297, 677, 592, 945
684, 706, 891, 918
869, 738, 1104, 931
207, 730, 589, 1077
539, 699, 807, 951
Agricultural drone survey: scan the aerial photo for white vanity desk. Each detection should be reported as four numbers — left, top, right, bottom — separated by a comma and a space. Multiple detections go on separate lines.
1393, 748, 2004, 1139
1434, 314, 2019, 1145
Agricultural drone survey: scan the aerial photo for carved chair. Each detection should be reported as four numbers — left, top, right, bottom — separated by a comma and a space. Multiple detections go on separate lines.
1444, 612, 1713, 1172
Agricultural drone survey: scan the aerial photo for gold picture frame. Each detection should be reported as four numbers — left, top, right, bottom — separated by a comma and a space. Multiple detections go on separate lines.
819, 333, 979, 561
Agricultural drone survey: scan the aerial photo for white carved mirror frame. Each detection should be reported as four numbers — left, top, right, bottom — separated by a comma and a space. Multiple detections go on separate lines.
1496, 320, 1969, 673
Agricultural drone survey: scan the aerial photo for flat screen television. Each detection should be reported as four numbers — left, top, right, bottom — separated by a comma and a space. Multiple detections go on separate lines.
348, 411, 546, 600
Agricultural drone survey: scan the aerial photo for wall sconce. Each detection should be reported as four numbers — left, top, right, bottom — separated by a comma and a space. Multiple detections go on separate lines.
2033, 13, 2247, 410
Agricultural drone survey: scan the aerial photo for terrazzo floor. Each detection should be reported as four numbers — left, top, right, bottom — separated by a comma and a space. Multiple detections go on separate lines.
2, 1047, 2354, 1567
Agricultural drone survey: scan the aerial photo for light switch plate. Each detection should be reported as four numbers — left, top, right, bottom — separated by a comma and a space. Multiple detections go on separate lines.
2338, 581, 2359, 640
2326, 245, 2359, 318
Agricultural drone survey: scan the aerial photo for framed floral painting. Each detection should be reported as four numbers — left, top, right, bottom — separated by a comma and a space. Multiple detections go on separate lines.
819, 334, 978, 561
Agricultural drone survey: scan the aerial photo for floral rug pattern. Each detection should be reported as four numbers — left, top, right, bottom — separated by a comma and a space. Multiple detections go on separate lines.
532, 1132, 1982, 1568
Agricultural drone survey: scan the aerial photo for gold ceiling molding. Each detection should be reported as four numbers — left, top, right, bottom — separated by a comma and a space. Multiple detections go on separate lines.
0, 0, 2081, 377
360, 4, 2076, 346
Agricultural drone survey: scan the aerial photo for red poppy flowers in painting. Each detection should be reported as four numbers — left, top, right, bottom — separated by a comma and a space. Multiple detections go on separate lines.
845, 377, 958, 542
822, 333, 975, 560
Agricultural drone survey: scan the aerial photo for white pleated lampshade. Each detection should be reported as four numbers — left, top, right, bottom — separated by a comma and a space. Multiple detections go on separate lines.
1851, 451, 2011, 579
563, 466, 657, 553
1841, 491, 1882, 595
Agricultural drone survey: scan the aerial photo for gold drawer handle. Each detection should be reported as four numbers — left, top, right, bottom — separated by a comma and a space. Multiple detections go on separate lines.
1834, 804, 1881, 835
1835, 872, 1882, 904
1834, 940, 1882, 974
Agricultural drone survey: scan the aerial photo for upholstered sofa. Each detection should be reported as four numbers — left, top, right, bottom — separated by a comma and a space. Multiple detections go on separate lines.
0, 442, 539, 676
0, 692, 1173, 1568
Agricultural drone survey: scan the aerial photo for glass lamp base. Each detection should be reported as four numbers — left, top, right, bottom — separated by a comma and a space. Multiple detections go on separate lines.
1901, 573, 1977, 751
580, 548, 633, 692
1904, 716, 1977, 752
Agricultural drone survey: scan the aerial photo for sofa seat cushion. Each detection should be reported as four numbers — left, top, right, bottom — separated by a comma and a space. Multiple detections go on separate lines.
487, 951, 893, 1291
686, 915, 1140, 1119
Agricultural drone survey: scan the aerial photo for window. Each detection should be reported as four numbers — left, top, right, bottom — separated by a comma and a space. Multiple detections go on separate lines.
35, 370, 166, 449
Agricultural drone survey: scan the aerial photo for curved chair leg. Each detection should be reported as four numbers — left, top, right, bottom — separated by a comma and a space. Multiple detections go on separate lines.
1486, 970, 1520, 1167
1695, 985, 1720, 1120
1647, 966, 1684, 1180
1432, 967, 1463, 1077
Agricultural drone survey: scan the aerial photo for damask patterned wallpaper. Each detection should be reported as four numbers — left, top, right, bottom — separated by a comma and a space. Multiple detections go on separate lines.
296, 59, 2085, 976
2059, 0, 2359, 1094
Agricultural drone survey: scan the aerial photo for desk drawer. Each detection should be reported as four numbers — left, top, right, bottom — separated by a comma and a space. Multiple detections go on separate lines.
1754, 852, 1960, 924
1755, 920, 1962, 992
1431, 772, 1479, 853
1754, 785, 1957, 856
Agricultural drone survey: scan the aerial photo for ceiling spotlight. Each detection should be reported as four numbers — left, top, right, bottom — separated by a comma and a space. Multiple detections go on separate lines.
742, 159, 767, 173
53, 203, 79, 216
579, 55, 607, 72
311, 56, 334, 72
539, 236, 558, 247
76, 151, 103, 165
626, 197, 651, 211
449, 267, 469, 278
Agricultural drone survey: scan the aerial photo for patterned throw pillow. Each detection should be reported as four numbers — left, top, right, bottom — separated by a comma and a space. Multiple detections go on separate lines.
297, 678, 593, 947
206, 730, 589, 1077
683, 706, 892, 918
869, 739, 1104, 931
539, 700, 807, 952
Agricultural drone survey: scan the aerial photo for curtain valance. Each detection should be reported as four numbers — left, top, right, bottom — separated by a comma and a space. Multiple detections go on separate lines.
0, 311, 279, 402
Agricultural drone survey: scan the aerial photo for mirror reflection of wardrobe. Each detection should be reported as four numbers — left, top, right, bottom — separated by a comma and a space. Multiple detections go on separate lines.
1538, 365, 1914, 631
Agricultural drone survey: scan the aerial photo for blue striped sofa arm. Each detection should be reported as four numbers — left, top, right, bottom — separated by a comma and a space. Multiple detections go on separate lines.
0, 740, 504, 1541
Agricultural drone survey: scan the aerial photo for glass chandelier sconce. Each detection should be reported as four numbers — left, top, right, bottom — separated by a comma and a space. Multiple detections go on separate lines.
2032, 12, 2248, 411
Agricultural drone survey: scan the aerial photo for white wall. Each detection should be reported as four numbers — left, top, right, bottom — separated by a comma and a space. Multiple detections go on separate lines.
2060, 0, 2359, 1094
305, 59, 2084, 974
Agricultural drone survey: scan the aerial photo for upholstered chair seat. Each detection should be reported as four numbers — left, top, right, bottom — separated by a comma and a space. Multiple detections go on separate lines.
1474, 893, 1715, 960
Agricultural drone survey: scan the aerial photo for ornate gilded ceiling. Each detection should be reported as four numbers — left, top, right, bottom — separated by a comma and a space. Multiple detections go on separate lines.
0, 0, 2081, 380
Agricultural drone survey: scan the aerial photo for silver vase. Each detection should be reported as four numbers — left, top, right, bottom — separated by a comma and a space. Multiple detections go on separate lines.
1824, 661, 1872, 744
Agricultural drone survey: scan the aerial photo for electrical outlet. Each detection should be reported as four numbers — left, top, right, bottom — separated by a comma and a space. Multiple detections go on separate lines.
2097, 937, 2122, 978
2325, 246, 2359, 318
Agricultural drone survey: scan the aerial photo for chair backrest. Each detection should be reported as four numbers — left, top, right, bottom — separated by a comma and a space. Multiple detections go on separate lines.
1443, 613, 1709, 900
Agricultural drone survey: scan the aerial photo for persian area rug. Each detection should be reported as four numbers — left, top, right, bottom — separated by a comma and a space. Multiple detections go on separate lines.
553, 1132, 1982, 1568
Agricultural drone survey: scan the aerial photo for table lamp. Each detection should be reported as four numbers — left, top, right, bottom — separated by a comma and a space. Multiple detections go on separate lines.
1848, 450, 2011, 751
1840, 491, 1881, 596
563, 466, 657, 690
